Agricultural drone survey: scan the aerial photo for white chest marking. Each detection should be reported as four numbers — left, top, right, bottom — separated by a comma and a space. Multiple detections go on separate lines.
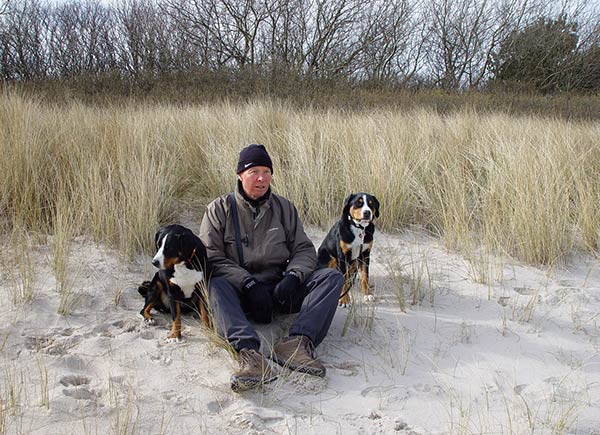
350, 225, 368, 260
171, 263, 204, 298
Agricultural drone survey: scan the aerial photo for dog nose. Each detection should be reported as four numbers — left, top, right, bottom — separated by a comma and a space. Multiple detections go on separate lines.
363, 210, 371, 219
152, 259, 160, 268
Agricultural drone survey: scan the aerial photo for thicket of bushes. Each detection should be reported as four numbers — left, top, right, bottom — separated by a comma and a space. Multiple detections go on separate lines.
1, 0, 599, 94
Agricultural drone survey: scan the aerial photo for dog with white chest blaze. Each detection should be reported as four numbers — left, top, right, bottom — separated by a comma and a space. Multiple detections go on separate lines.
317, 193, 380, 307
138, 224, 211, 341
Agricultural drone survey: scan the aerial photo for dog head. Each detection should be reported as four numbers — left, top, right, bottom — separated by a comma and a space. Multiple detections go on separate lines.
342, 193, 380, 225
152, 224, 199, 270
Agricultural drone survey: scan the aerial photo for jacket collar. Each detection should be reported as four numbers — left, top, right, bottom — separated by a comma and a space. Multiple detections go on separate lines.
235, 180, 272, 220
235, 180, 272, 210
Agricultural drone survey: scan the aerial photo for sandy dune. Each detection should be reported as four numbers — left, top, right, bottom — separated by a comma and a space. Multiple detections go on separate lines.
1, 226, 599, 434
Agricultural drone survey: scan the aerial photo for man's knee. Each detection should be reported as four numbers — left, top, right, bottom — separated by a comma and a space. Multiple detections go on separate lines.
320, 268, 344, 290
329, 269, 344, 285
306, 268, 343, 302
207, 277, 236, 303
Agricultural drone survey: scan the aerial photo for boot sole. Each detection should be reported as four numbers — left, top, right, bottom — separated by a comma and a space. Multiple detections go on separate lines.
270, 354, 326, 378
230, 374, 278, 392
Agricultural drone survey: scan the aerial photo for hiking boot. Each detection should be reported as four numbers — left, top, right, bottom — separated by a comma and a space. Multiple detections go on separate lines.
230, 348, 278, 392
271, 335, 326, 377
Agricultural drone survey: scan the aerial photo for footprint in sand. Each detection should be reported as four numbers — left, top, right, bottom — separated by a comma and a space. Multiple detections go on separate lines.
60, 374, 98, 401
329, 361, 361, 376
161, 390, 185, 406
206, 398, 232, 415
513, 384, 528, 394
231, 406, 285, 429
24, 330, 78, 356
361, 385, 399, 397
93, 319, 141, 338
139, 329, 156, 340
513, 286, 536, 295
60, 374, 91, 387
111, 319, 141, 333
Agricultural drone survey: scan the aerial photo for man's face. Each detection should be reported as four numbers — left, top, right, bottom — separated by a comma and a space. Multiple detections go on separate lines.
238, 166, 272, 200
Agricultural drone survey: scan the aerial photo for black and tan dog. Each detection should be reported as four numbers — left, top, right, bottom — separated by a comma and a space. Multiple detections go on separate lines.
317, 193, 380, 306
138, 224, 211, 341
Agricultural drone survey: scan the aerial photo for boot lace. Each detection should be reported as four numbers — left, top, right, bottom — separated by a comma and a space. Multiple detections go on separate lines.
299, 336, 316, 359
239, 349, 260, 369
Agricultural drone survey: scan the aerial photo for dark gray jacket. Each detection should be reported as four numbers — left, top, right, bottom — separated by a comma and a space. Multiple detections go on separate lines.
199, 184, 316, 289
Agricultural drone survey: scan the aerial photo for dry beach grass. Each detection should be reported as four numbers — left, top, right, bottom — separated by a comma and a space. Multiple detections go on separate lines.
0, 90, 599, 433
2, 90, 600, 264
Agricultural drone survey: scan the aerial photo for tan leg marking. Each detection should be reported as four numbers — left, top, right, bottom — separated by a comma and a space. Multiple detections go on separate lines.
142, 303, 155, 322
339, 261, 358, 306
168, 303, 182, 340
199, 302, 211, 328
360, 260, 371, 296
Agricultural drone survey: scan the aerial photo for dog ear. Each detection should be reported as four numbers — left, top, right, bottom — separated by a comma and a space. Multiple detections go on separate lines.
372, 195, 380, 218
342, 193, 354, 219
178, 233, 194, 259
172, 232, 184, 255
154, 228, 165, 249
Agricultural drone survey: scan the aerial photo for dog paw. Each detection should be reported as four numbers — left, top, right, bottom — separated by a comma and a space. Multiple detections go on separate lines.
363, 294, 375, 303
139, 314, 155, 325
165, 336, 181, 344
339, 294, 352, 307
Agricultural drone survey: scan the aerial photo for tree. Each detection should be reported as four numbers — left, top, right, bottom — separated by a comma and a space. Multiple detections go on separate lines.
47, 0, 116, 78
0, 0, 11, 16
354, 0, 427, 86
0, 0, 49, 80
492, 14, 580, 92
571, 43, 600, 91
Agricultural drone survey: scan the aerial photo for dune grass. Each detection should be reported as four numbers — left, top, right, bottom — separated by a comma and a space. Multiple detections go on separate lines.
1, 89, 599, 266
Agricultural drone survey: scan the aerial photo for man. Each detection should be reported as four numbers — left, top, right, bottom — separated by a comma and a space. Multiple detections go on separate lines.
199, 144, 343, 392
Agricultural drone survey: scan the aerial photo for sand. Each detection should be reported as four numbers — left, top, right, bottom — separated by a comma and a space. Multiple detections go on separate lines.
1, 225, 599, 434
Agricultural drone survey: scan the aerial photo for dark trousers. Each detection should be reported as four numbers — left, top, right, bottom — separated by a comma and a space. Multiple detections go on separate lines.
208, 268, 343, 352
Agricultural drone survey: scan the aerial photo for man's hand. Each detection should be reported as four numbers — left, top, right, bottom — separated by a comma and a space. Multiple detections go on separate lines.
242, 278, 273, 323
273, 272, 300, 305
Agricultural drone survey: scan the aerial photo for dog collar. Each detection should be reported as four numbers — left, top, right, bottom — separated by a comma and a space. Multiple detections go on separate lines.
348, 218, 367, 240
349, 217, 367, 230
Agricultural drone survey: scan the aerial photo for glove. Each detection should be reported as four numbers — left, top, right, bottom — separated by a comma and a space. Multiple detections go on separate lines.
242, 278, 273, 323
273, 272, 301, 305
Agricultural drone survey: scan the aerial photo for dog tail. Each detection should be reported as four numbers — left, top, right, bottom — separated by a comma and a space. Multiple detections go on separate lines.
138, 281, 152, 297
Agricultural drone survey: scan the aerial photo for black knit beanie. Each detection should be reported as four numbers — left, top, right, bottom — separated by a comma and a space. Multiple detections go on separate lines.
236, 144, 273, 174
